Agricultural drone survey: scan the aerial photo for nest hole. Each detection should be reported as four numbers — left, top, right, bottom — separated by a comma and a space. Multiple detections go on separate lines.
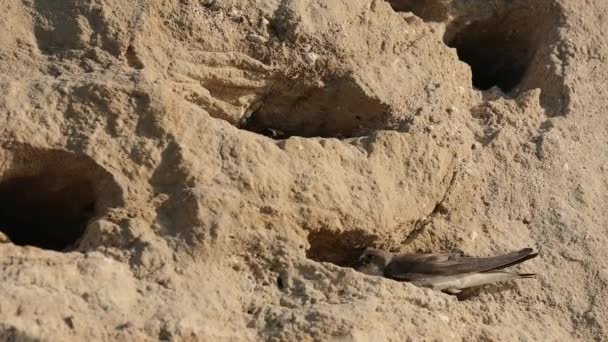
0, 148, 122, 251
445, 10, 544, 93
240, 78, 392, 139
385, 0, 448, 22
0, 176, 95, 251
306, 229, 377, 267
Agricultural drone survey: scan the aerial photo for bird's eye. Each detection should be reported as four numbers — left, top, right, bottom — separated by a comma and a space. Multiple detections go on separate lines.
358, 252, 376, 266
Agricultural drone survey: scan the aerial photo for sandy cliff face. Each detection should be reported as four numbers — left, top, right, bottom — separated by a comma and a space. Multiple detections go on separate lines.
0, 0, 606, 340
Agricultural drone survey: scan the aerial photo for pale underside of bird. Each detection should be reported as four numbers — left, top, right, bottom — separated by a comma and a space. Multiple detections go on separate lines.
355, 247, 538, 294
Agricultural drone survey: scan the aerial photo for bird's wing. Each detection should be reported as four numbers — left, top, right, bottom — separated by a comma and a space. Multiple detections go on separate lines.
384, 248, 537, 281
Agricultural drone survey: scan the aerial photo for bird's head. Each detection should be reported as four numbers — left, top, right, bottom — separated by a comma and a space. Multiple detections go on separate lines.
354, 247, 392, 276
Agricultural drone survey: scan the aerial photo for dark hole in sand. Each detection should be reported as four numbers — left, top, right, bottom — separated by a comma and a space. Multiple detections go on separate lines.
385, 0, 448, 22
305, 229, 377, 267
446, 16, 539, 93
0, 175, 96, 251
240, 78, 392, 140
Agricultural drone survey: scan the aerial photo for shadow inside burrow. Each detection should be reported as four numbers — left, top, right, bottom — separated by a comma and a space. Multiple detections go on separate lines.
443, 4, 551, 95
385, 0, 448, 22
0, 148, 123, 252
0, 175, 95, 251
239, 77, 396, 140
305, 229, 379, 267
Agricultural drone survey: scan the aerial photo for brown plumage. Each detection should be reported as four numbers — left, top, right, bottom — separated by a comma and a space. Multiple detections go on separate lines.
355, 247, 538, 294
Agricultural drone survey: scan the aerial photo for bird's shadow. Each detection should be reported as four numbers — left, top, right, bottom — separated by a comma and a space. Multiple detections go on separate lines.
454, 282, 520, 301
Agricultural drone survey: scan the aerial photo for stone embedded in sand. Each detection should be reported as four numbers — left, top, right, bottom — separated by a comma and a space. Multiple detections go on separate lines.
247, 34, 268, 44
304, 52, 319, 65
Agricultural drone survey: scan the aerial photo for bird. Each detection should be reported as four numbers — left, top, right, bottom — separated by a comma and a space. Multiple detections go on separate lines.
355, 247, 538, 294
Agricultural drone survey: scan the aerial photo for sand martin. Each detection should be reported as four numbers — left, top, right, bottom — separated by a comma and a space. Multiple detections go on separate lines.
355, 247, 538, 293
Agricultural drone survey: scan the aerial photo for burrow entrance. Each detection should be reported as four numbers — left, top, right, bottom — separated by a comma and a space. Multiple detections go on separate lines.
0, 148, 122, 251
305, 229, 529, 299
0, 176, 95, 250
306, 229, 378, 267
444, 6, 547, 93
385, 0, 448, 22
240, 77, 394, 139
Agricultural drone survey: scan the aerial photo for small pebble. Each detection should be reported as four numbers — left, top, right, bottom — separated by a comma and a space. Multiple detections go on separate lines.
598, 269, 608, 284
0, 231, 10, 243
247, 34, 268, 44
229, 9, 243, 22
304, 52, 319, 65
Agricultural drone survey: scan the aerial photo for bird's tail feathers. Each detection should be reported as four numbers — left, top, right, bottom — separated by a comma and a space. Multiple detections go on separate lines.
513, 272, 536, 279
492, 249, 539, 271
